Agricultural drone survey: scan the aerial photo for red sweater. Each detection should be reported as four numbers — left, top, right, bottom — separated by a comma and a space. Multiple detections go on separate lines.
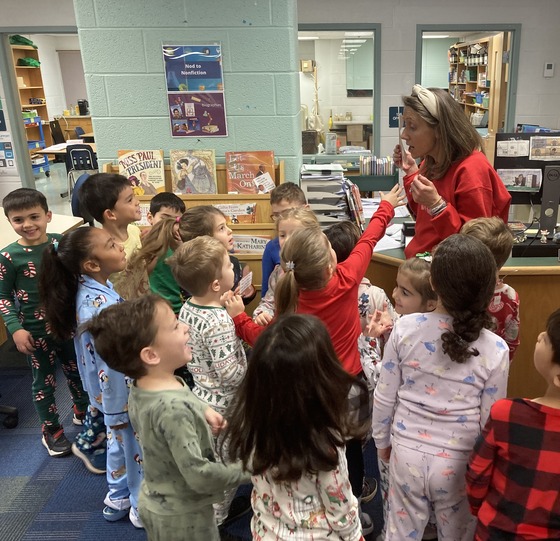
404, 151, 511, 257
233, 200, 395, 375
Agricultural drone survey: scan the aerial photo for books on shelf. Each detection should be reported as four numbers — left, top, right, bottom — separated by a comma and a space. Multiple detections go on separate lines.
118, 149, 166, 195
225, 151, 275, 194
359, 155, 395, 176
169, 149, 217, 194
213, 203, 257, 224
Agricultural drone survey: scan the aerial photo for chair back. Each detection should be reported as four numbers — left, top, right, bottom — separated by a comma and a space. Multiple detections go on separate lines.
71, 173, 95, 225
74, 126, 85, 138
49, 119, 65, 145
65, 144, 98, 174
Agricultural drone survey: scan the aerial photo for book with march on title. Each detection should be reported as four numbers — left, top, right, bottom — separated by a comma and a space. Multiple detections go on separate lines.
170, 149, 217, 194
225, 150, 275, 194
117, 149, 166, 195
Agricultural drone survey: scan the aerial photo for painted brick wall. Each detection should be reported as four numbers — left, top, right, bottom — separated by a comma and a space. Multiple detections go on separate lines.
73, 0, 301, 183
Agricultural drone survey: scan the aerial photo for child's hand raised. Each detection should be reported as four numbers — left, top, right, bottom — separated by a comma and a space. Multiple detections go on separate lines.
220, 290, 235, 306
379, 183, 406, 208
224, 294, 245, 318
204, 406, 227, 436
365, 302, 394, 338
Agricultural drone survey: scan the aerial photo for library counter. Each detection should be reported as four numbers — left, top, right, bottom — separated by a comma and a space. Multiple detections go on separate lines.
367, 249, 560, 400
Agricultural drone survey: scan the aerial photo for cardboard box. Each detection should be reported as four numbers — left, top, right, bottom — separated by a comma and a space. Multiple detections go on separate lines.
347, 124, 363, 141
337, 134, 347, 147
350, 141, 367, 149
368, 135, 373, 150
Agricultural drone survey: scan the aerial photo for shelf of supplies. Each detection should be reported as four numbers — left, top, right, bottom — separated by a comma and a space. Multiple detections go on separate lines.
11, 45, 37, 51
18, 86, 42, 89
350, 174, 398, 192
15, 66, 40, 69
21, 103, 46, 108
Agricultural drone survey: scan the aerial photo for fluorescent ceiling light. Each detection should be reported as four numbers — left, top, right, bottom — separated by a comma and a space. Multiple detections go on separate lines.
345, 31, 373, 37
423, 34, 450, 39
298, 36, 319, 40
343, 39, 367, 44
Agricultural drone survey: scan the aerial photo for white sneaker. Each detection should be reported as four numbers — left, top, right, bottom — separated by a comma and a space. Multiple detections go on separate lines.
359, 508, 374, 536
129, 506, 144, 529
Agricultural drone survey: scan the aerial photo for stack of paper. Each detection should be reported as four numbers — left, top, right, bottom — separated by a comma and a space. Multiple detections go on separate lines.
300, 164, 349, 227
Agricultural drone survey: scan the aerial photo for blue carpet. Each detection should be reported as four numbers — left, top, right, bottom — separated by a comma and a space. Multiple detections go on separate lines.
0, 365, 383, 540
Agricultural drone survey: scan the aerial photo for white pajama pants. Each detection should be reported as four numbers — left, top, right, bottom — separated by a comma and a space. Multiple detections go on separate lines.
385, 442, 475, 541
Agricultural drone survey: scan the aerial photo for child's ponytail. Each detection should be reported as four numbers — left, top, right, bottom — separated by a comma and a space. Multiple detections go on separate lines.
39, 227, 96, 341
129, 217, 179, 269
431, 234, 496, 364
275, 225, 327, 315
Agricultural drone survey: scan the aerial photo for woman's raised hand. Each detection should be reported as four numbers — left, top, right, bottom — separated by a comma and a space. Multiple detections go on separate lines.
393, 144, 418, 176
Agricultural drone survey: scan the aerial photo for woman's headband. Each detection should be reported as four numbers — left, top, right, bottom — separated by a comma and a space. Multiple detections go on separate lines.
411, 84, 439, 120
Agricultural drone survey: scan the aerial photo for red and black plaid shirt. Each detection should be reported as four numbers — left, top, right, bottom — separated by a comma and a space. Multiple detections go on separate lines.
466, 398, 560, 540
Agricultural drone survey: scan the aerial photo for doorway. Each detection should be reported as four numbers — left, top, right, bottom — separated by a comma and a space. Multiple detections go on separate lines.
298, 23, 381, 156
417, 24, 521, 136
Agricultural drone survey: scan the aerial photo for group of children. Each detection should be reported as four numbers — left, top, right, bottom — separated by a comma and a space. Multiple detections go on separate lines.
1, 172, 559, 541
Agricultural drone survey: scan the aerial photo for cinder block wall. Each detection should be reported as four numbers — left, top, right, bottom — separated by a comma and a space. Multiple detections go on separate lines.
73, 0, 302, 182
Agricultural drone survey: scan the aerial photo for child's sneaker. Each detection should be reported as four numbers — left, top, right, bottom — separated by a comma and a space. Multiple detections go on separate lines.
361, 477, 378, 504
359, 508, 374, 536
41, 426, 72, 457
71, 442, 106, 474
103, 506, 130, 522
129, 506, 144, 529
72, 405, 86, 426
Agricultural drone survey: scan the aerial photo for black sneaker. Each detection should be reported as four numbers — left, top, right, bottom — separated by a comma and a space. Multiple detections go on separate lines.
42, 426, 72, 457
72, 405, 86, 426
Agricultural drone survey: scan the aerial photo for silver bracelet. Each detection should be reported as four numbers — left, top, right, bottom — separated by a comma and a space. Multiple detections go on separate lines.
428, 198, 447, 217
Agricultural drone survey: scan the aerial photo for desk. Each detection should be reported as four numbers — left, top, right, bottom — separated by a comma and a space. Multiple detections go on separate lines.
368, 249, 560, 399
58, 115, 93, 140
39, 142, 96, 156
0, 210, 84, 345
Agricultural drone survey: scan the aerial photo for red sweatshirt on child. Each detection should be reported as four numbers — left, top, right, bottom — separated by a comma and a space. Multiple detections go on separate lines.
233, 200, 395, 375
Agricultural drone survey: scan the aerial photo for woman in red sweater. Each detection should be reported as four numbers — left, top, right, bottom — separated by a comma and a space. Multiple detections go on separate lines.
394, 85, 511, 257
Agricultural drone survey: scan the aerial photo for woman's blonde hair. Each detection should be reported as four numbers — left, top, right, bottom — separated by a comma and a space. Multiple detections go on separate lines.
276, 225, 330, 315
403, 87, 483, 180
275, 207, 318, 234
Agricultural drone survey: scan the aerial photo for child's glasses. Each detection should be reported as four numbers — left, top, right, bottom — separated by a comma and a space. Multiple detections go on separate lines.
270, 207, 296, 221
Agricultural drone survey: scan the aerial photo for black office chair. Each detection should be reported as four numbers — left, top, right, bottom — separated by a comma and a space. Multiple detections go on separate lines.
49, 119, 66, 163
0, 399, 18, 429
63, 144, 98, 198
71, 173, 95, 226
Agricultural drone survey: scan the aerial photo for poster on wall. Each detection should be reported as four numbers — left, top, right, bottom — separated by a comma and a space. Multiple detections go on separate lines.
0, 134, 17, 176
163, 44, 227, 137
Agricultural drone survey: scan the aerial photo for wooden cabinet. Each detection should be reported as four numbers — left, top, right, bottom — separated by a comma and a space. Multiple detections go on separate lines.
58, 115, 94, 140
11, 44, 53, 175
448, 35, 508, 135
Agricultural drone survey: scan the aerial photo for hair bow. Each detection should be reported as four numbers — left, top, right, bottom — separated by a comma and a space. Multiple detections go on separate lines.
415, 252, 432, 262
411, 84, 439, 120
285, 260, 295, 271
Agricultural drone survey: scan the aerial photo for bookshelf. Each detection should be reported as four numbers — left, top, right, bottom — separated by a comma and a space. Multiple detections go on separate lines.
11, 44, 53, 175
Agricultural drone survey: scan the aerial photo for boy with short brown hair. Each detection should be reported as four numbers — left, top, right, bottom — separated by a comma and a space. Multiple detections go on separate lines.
167, 236, 248, 525
461, 216, 519, 361
0, 188, 88, 456
79, 172, 145, 299
262, 182, 308, 296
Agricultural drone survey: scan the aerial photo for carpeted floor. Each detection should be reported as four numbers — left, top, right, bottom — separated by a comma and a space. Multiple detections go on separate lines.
0, 336, 383, 540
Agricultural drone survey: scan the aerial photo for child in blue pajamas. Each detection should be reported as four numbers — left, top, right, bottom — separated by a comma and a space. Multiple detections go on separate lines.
40, 226, 143, 528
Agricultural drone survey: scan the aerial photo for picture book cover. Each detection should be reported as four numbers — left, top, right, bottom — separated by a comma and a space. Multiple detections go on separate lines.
117, 150, 166, 194
225, 150, 275, 194
213, 203, 257, 224
170, 149, 217, 194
